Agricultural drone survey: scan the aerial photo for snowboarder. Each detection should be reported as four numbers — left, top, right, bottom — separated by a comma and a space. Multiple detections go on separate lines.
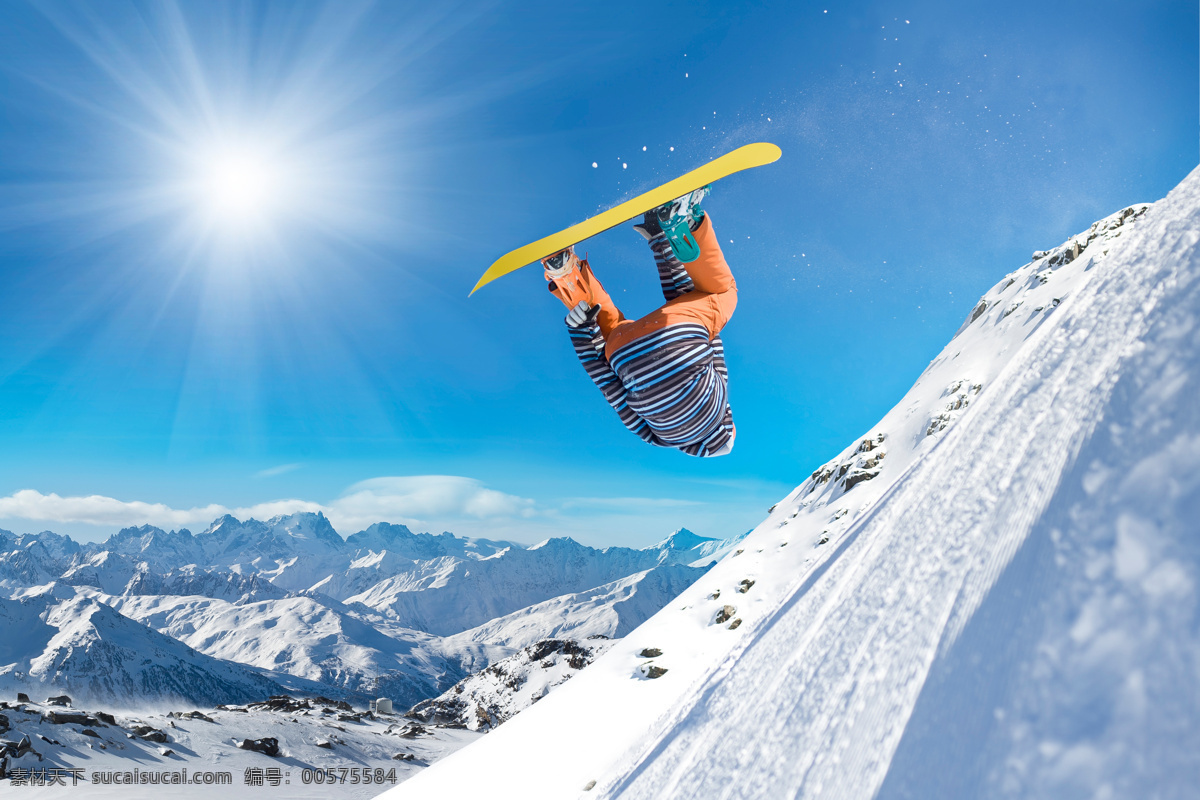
542, 188, 736, 457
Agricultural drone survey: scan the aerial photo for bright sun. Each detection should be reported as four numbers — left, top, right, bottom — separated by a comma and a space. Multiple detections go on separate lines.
195, 145, 283, 228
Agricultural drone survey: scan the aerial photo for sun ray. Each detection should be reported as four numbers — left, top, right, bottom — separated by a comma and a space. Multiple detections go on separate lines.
0, 0, 549, 456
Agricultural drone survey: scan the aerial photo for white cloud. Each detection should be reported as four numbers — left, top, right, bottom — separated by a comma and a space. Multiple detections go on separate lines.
254, 463, 303, 478
234, 499, 326, 520
0, 489, 324, 530
0, 477, 536, 535
0, 477, 767, 549
0, 489, 226, 528
328, 476, 536, 531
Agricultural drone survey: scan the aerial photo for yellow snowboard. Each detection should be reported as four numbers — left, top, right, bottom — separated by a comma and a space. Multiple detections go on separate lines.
470, 142, 782, 295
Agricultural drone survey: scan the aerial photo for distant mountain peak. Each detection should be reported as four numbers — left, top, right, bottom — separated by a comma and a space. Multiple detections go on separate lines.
647, 528, 710, 551
528, 536, 580, 552
269, 511, 343, 544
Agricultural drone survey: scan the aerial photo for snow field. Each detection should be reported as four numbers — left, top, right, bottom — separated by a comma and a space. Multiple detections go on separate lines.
2, 697, 480, 800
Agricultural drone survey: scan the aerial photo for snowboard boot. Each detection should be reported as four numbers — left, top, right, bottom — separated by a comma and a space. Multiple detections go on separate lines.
633, 210, 663, 241
653, 186, 709, 263
543, 246, 598, 310
542, 246, 581, 280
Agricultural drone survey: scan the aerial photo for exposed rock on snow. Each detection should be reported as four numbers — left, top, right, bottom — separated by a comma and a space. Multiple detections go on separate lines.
238, 736, 280, 756
131, 724, 168, 743
246, 694, 352, 713
42, 710, 99, 726
926, 379, 984, 435
713, 605, 736, 624
167, 709, 215, 722
393, 722, 428, 738
407, 638, 614, 731
0, 694, 481, 797
808, 432, 889, 495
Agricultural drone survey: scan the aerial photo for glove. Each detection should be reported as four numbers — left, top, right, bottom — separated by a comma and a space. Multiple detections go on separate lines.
565, 301, 601, 328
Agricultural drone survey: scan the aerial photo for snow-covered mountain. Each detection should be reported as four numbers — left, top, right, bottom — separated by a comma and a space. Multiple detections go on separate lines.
1, 518, 740, 712
123, 565, 289, 601
444, 564, 711, 653
346, 535, 731, 636
18, 515, 725, 626
386, 169, 1200, 799
344, 522, 516, 562
0, 528, 81, 563
98, 591, 467, 708
0, 541, 65, 591
0, 587, 301, 706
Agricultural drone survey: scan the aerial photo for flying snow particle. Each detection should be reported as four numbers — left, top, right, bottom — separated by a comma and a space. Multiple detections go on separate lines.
669, 147, 674, 151
642, 146, 647, 151
592, 162, 598, 168
622, 163, 627, 169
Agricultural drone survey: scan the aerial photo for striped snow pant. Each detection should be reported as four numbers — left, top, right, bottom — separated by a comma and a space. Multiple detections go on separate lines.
549, 214, 737, 457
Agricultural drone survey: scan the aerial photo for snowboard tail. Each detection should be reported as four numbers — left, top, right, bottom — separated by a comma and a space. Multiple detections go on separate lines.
470, 142, 781, 295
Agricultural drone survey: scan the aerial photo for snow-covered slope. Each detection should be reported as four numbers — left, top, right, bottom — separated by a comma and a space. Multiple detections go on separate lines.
0, 694, 480, 799
0, 529, 81, 563
408, 638, 616, 731
0, 541, 67, 591
443, 564, 710, 654
388, 169, 1200, 799
0, 588, 295, 706
99, 592, 466, 708
123, 565, 288, 601
98, 564, 708, 709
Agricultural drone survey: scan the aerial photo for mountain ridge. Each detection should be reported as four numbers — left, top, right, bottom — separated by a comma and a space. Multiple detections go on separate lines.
0, 515, 742, 711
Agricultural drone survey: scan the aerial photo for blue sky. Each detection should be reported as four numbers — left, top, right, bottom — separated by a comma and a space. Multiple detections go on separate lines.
0, 0, 1195, 547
